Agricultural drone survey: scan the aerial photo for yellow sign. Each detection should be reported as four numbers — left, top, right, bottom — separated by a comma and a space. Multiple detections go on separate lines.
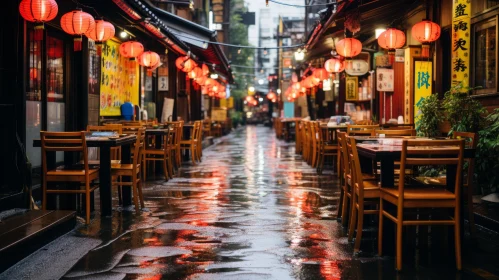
100, 40, 139, 116
220, 98, 227, 108
345, 76, 358, 101
227, 97, 234, 109
451, 0, 471, 89
211, 108, 227, 121
414, 61, 432, 123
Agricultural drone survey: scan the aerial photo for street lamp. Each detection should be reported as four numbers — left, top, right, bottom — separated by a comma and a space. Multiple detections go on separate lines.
248, 86, 255, 93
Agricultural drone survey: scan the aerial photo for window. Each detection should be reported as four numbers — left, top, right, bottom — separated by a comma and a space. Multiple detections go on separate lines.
473, 18, 497, 95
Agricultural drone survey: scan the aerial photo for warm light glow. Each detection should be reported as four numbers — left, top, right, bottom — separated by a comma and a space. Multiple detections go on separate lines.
375, 28, 386, 39
120, 30, 127, 38
277, 88, 281, 94
210, 73, 219, 79
248, 86, 255, 92
258, 79, 264, 85
294, 50, 305, 61
336, 38, 362, 58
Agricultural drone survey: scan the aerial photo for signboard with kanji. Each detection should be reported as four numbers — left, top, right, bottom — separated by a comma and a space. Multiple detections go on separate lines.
451, 0, 471, 90
346, 76, 358, 101
414, 60, 432, 124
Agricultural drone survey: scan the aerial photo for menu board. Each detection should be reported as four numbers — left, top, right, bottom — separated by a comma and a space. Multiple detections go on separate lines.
100, 40, 139, 116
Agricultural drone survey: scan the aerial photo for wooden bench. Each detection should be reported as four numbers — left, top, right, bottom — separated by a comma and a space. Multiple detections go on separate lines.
0, 210, 76, 272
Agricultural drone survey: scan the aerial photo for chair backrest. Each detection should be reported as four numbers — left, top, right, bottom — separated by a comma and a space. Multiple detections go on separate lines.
346, 124, 378, 136
87, 125, 122, 134
398, 139, 465, 200
356, 120, 374, 125
337, 131, 350, 179
40, 131, 88, 174
453, 132, 477, 187
122, 125, 146, 135
347, 136, 368, 198
130, 128, 145, 167
374, 129, 416, 137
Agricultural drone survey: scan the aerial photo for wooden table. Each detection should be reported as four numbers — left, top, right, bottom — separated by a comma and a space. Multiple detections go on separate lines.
319, 124, 348, 142
33, 134, 137, 217
354, 137, 476, 254
354, 138, 475, 188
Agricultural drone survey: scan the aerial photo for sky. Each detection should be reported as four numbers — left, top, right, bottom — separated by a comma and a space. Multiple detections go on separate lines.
244, 0, 305, 47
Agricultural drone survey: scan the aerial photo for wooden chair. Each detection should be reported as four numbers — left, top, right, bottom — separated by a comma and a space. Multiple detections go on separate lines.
347, 136, 380, 251
453, 132, 477, 237
143, 127, 175, 180
111, 128, 145, 213
180, 121, 200, 165
212, 121, 222, 137
202, 120, 211, 138
378, 139, 465, 271
374, 129, 416, 137
346, 124, 378, 136
310, 121, 320, 168
41, 131, 99, 224
295, 121, 303, 154
87, 125, 123, 160
175, 121, 183, 167
316, 122, 339, 174
197, 121, 203, 161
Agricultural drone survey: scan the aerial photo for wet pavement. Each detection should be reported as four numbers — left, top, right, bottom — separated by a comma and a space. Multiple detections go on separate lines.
2, 126, 499, 280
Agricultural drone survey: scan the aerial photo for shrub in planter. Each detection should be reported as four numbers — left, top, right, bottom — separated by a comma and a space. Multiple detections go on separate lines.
442, 84, 486, 134
415, 94, 443, 137
476, 109, 499, 195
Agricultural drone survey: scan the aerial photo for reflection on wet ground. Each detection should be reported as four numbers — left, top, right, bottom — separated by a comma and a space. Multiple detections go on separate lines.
4, 126, 499, 280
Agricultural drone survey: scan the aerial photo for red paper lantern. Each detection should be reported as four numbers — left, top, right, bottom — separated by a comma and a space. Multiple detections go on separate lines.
378, 28, 405, 50
29, 68, 38, 80
324, 58, 344, 73
175, 56, 196, 72
202, 64, 210, 76
60, 9, 95, 51
138, 51, 160, 68
313, 68, 329, 80
412, 20, 441, 58
204, 78, 216, 88
336, 38, 362, 58
267, 91, 276, 100
196, 75, 207, 85
119, 41, 144, 60
19, 0, 58, 40
188, 67, 203, 79
85, 20, 115, 55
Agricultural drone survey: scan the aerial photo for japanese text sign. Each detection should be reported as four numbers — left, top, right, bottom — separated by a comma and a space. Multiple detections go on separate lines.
451, 0, 471, 90
414, 61, 432, 123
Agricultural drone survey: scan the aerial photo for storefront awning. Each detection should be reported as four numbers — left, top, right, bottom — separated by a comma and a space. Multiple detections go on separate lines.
77, 0, 190, 55
143, 1, 233, 83
304, 0, 423, 61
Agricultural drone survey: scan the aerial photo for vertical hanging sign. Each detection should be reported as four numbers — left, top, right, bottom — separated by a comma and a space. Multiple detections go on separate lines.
451, 0, 471, 89
414, 61, 433, 124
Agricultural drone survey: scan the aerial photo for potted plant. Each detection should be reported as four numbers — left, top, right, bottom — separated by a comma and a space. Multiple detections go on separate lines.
415, 93, 443, 137
442, 84, 486, 134
476, 109, 499, 195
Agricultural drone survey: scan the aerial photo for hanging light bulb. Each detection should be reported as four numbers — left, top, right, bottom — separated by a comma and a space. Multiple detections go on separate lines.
202, 41, 208, 48
263, 48, 268, 55
189, 0, 194, 9
237, 48, 242, 54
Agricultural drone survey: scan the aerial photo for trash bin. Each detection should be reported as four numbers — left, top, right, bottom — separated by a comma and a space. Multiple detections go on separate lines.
121, 102, 134, 120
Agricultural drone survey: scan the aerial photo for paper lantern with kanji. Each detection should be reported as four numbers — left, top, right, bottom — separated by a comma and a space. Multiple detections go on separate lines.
378, 28, 405, 63
85, 20, 115, 55
60, 9, 95, 51
119, 41, 144, 60
412, 20, 441, 58
138, 51, 160, 68
336, 38, 362, 58
324, 58, 344, 73
313, 68, 329, 80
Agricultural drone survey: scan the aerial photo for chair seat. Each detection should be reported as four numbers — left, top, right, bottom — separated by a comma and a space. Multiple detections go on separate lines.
144, 149, 166, 154
82, 160, 120, 166
354, 180, 380, 198
47, 168, 99, 177
111, 163, 140, 170
381, 187, 455, 200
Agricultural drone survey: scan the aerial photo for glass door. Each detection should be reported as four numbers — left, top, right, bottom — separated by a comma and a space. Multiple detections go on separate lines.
26, 27, 67, 172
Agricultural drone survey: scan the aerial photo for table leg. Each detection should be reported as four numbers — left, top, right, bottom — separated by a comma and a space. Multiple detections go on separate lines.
379, 158, 395, 187
99, 147, 112, 216
121, 144, 132, 206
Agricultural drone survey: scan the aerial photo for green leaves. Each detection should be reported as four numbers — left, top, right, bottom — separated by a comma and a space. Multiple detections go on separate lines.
415, 94, 443, 138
